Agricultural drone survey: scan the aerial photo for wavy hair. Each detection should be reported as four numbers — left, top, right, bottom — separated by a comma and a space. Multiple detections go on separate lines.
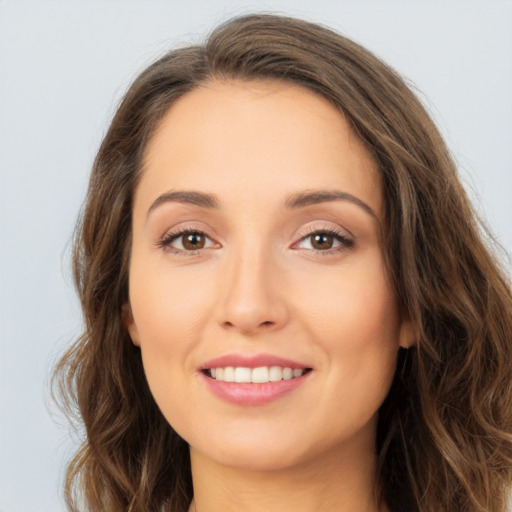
53, 13, 512, 512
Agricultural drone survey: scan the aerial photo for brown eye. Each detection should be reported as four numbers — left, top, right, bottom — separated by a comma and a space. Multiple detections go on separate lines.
160, 229, 216, 253
310, 233, 334, 250
295, 229, 353, 254
182, 232, 206, 250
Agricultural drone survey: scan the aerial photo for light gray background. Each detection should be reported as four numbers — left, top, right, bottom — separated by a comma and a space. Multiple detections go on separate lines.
1, 1, 511, 510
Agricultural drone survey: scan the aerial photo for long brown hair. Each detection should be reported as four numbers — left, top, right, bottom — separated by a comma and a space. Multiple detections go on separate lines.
53, 13, 512, 512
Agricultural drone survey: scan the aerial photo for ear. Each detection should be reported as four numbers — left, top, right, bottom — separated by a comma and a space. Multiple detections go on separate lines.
122, 302, 141, 347
398, 312, 415, 349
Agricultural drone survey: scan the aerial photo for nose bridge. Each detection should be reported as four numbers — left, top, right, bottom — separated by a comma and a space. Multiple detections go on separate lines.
218, 234, 286, 334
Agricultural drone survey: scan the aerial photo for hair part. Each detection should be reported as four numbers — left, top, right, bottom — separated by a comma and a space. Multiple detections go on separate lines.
53, 13, 512, 512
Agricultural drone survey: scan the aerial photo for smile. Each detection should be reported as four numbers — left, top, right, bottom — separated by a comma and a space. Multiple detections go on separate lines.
205, 366, 309, 383
199, 355, 313, 406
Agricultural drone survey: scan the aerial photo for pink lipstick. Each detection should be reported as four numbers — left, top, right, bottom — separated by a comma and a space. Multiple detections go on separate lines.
199, 354, 312, 406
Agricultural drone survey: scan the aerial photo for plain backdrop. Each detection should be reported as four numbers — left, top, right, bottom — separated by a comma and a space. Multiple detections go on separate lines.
1, 1, 511, 510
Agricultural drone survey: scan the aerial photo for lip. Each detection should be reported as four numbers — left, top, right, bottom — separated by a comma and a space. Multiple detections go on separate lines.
199, 353, 312, 406
201, 353, 310, 370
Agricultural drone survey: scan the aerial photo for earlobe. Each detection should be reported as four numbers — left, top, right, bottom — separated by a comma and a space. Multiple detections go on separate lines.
122, 302, 141, 347
399, 314, 415, 349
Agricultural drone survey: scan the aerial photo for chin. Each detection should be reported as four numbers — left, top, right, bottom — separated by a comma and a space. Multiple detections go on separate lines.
199, 444, 308, 472
186, 425, 309, 471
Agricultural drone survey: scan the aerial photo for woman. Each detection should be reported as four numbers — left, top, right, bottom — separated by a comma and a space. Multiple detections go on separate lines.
54, 13, 512, 512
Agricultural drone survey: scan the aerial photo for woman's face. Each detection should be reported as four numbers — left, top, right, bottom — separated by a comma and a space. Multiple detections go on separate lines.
125, 80, 412, 471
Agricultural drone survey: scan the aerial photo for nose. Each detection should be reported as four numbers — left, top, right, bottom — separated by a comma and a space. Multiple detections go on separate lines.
216, 245, 289, 336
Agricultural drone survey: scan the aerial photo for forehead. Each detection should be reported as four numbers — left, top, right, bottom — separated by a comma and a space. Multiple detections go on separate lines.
139, 79, 381, 217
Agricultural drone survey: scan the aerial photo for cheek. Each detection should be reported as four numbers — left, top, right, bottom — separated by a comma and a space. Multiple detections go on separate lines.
127, 260, 218, 407
128, 270, 209, 429
294, 251, 400, 398
129, 259, 217, 345
128, 257, 235, 418
297, 251, 400, 344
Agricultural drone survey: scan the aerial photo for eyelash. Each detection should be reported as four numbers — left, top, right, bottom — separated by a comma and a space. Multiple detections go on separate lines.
295, 226, 355, 256
157, 226, 354, 256
157, 226, 216, 256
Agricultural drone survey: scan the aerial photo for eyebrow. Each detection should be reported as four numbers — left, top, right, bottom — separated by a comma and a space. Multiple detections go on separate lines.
147, 188, 377, 219
147, 190, 220, 217
285, 190, 377, 219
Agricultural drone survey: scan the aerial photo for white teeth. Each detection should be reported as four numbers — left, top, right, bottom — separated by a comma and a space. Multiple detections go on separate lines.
208, 366, 307, 383
224, 367, 235, 382
269, 366, 283, 382
234, 367, 251, 383
251, 366, 269, 383
282, 367, 293, 380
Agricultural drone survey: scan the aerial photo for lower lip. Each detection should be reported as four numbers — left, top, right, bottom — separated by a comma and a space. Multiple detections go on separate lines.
200, 372, 310, 406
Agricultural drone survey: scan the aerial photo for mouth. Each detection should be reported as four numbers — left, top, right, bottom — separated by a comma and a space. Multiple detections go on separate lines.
202, 366, 312, 383
199, 355, 313, 406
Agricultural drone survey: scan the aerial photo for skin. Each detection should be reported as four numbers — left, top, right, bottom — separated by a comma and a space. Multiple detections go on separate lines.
124, 79, 413, 512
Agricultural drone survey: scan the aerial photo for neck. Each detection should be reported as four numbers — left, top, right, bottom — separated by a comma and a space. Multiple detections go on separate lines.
188, 434, 387, 512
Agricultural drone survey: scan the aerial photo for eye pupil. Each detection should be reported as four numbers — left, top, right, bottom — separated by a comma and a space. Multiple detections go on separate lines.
312, 233, 333, 250
183, 233, 205, 250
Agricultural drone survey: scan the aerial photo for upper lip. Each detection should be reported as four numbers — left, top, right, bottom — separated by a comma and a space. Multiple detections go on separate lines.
200, 353, 311, 370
